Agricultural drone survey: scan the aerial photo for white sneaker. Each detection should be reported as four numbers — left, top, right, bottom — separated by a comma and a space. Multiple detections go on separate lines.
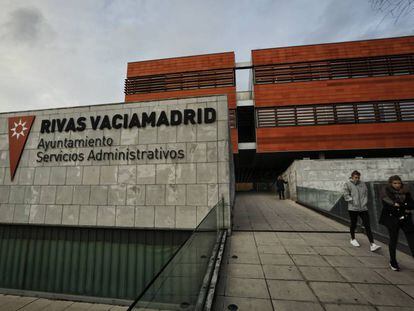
350, 239, 360, 247
370, 243, 381, 252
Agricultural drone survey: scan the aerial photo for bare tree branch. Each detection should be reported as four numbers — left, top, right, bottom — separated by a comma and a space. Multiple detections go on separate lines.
370, 0, 414, 23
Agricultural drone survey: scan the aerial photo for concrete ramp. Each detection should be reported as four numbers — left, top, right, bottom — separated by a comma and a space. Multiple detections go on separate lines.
214, 192, 414, 310
233, 193, 346, 232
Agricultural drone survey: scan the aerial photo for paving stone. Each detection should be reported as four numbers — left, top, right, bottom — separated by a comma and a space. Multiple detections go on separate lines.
376, 269, 414, 285
299, 266, 346, 282
19, 298, 53, 310
324, 255, 365, 267
226, 264, 264, 279
284, 245, 317, 255
214, 296, 273, 311
259, 254, 294, 265
257, 245, 286, 254
272, 300, 324, 311
398, 285, 414, 299
267, 280, 318, 301
253, 232, 280, 245
313, 246, 349, 256
228, 252, 261, 265
376, 306, 414, 311
353, 283, 414, 306
309, 282, 368, 304
337, 267, 388, 284
291, 254, 330, 266
225, 277, 269, 299
358, 256, 391, 268
263, 265, 303, 280
324, 304, 376, 311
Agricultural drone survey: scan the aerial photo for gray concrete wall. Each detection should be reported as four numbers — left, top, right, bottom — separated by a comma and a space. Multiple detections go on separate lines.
283, 157, 414, 200
0, 96, 231, 229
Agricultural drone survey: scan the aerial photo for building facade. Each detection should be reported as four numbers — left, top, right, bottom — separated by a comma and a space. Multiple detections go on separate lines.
124, 36, 414, 182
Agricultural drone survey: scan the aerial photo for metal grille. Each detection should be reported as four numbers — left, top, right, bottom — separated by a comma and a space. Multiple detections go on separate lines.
256, 100, 414, 127
0, 224, 190, 300
125, 68, 235, 95
229, 109, 237, 128
254, 54, 414, 84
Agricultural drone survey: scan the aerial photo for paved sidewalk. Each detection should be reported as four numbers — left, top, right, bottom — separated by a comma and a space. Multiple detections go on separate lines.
214, 193, 414, 310
0, 295, 128, 311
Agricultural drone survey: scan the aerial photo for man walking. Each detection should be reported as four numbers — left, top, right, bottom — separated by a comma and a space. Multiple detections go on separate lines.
276, 176, 288, 200
343, 170, 381, 252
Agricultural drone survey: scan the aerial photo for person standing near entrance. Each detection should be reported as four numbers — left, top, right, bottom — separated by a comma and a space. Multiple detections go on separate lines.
276, 176, 288, 200
343, 170, 381, 252
379, 175, 414, 271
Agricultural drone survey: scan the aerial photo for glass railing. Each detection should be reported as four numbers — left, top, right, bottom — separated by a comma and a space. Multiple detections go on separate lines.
128, 199, 226, 311
297, 182, 414, 247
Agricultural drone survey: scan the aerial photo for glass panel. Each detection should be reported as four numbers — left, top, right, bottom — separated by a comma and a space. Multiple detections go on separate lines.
130, 200, 225, 311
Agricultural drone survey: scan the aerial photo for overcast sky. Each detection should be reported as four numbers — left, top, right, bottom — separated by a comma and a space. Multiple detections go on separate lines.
0, 0, 413, 113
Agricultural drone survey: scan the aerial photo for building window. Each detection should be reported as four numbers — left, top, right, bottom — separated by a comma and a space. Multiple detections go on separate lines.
256, 100, 414, 127
254, 54, 414, 84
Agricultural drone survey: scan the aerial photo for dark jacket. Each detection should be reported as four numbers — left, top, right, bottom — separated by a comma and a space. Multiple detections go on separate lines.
276, 179, 288, 191
379, 185, 414, 229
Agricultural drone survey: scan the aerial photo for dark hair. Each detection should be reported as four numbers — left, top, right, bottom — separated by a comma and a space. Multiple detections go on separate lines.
351, 170, 361, 177
388, 175, 402, 184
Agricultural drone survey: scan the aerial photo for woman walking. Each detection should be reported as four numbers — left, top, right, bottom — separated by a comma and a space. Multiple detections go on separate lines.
379, 175, 414, 271
343, 170, 381, 252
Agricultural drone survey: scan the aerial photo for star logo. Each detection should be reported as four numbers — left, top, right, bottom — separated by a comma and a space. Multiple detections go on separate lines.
10, 119, 28, 140
8, 115, 36, 181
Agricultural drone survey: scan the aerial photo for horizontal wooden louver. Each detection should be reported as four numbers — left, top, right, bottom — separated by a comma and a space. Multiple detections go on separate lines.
256, 100, 414, 127
254, 54, 414, 84
125, 68, 235, 95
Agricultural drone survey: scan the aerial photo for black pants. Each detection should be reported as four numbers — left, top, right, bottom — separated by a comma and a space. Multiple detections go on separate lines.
387, 224, 414, 264
278, 190, 285, 200
349, 211, 374, 243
